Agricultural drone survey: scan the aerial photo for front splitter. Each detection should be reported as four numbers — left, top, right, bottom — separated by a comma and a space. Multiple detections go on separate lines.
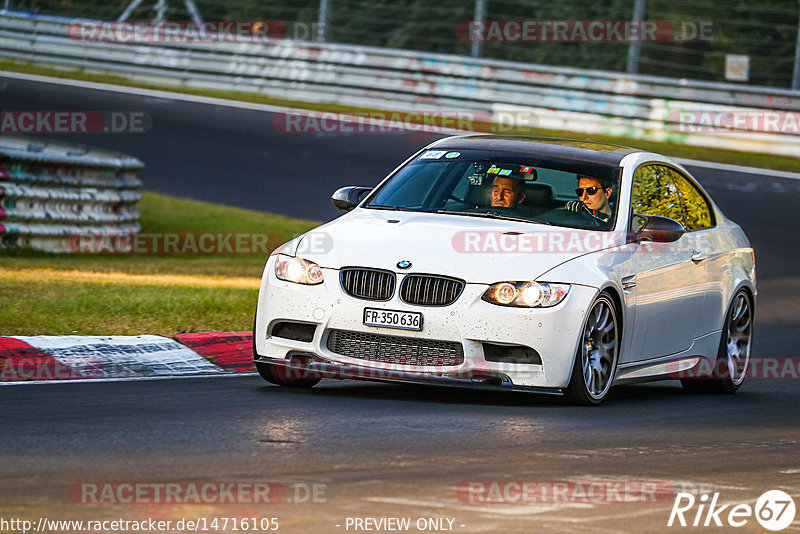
254, 355, 564, 396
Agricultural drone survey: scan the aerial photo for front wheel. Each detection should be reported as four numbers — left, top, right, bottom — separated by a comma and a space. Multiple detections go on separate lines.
565, 294, 619, 405
682, 289, 752, 394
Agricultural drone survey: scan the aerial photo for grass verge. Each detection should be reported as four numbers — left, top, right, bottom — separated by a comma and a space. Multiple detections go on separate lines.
2, 58, 799, 173
0, 192, 319, 335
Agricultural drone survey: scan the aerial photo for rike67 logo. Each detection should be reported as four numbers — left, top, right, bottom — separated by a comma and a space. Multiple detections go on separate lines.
668, 490, 796, 531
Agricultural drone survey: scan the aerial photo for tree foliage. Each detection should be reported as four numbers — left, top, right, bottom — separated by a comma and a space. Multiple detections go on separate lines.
632, 164, 711, 230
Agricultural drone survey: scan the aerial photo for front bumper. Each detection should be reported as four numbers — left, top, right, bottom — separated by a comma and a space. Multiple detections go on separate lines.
254, 354, 565, 395
254, 256, 598, 389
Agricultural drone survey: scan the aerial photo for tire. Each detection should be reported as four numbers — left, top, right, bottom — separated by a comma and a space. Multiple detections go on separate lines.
565, 294, 620, 405
682, 289, 752, 394
252, 316, 321, 388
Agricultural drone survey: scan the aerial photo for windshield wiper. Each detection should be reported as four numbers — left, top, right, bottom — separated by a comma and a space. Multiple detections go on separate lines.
436, 210, 550, 225
366, 205, 420, 212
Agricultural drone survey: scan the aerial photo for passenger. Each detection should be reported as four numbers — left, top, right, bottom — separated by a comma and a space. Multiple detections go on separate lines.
491, 176, 526, 209
565, 175, 612, 223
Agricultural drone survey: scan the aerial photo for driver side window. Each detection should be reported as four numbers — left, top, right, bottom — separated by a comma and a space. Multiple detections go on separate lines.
631, 164, 685, 228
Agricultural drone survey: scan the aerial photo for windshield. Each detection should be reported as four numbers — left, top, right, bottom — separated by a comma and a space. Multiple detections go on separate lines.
365, 149, 621, 230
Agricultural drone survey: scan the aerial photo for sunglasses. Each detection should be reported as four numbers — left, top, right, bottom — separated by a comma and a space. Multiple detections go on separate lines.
575, 187, 604, 197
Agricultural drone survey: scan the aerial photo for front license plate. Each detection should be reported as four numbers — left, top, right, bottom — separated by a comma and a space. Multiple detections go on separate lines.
363, 308, 423, 331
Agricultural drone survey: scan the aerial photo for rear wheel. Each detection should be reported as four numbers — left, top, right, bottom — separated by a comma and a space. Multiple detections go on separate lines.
566, 294, 619, 405
682, 289, 752, 394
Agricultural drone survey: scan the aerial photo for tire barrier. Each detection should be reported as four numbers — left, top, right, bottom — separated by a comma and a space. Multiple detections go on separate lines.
1, 12, 800, 156
0, 134, 143, 252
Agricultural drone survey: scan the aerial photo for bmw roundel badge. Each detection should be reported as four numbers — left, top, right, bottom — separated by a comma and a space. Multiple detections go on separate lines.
397, 260, 412, 269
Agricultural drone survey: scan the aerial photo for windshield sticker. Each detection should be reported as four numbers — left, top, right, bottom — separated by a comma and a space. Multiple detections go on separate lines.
445, 151, 461, 159
487, 165, 500, 174
419, 150, 447, 160
498, 169, 512, 176
520, 166, 534, 173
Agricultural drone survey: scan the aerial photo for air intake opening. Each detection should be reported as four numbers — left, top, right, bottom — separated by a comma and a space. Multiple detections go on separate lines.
482, 343, 542, 365
271, 322, 316, 342
327, 329, 464, 366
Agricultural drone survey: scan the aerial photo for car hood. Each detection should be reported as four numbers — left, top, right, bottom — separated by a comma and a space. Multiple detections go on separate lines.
288, 209, 624, 284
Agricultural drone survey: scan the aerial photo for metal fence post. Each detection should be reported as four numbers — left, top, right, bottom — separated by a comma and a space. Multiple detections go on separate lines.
153, 0, 167, 22
118, 0, 145, 22
626, 0, 646, 74
793, 0, 800, 90
183, 0, 203, 25
119, 0, 203, 24
317, 0, 330, 42
471, 0, 486, 58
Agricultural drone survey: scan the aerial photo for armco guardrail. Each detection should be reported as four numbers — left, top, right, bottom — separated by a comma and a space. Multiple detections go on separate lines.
0, 134, 142, 252
1, 12, 799, 156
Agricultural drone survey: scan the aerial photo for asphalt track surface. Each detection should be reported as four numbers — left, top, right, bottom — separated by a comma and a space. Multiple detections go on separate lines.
2, 75, 800, 533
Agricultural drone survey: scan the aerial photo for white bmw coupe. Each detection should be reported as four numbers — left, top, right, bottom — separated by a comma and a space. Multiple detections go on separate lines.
253, 136, 756, 404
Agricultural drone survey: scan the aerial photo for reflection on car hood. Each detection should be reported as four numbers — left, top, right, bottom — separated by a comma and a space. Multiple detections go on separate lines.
291, 208, 624, 284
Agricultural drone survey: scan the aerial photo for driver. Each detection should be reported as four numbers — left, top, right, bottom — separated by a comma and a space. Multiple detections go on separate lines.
565, 175, 612, 223
491, 176, 526, 209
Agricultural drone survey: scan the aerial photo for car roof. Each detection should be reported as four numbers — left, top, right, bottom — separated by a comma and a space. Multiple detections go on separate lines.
427, 135, 642, 167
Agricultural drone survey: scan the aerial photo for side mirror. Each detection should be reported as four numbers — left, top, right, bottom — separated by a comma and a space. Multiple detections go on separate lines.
632, 214, 685, 243
331, 186, 371, 212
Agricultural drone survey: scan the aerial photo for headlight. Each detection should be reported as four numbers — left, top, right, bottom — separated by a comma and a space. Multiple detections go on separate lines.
274, 255, 324, 285
482, 281, 570, 308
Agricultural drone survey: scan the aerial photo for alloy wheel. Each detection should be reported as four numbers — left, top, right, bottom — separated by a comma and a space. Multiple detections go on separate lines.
725, 292, 752, 386
580, 296, 618, 400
